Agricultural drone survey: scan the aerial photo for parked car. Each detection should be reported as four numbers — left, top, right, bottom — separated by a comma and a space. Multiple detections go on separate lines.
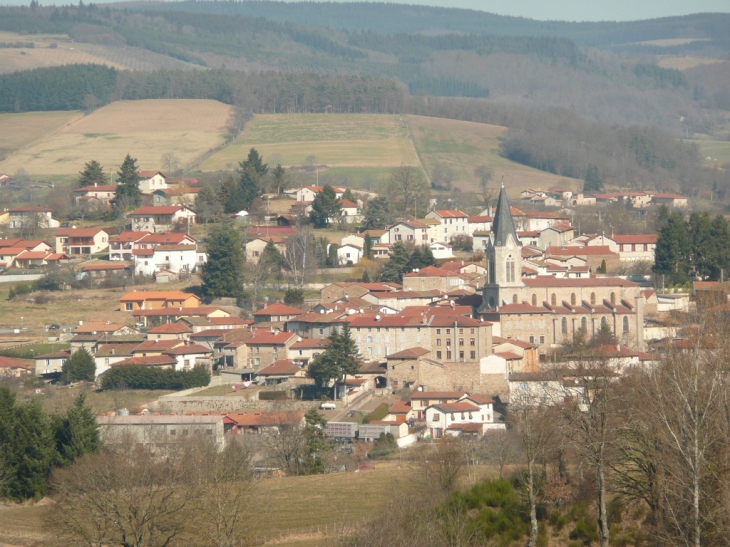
320, 402, 336, 410
47, 324, 60, 330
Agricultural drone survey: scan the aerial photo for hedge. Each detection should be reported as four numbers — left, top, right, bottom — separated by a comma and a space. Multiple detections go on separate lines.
362, 403, 389, 424
259, 391, 288, 400
101, 364, 210, 390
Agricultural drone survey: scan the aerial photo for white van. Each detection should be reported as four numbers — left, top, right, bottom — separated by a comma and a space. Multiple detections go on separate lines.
320, 402, 336, 410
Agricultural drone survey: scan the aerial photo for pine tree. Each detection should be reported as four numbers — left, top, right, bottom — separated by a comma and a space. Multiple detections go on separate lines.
341, 188, 357, 202
53, 393, 101, 465
77, 160, 106, 188
653, 211, 690, 283
114, 154, 142, 210
583, 164, 603, 194
271, 164, 287, 193
363, 235, 373, 259
237, 148, 267, 210
361, 269, 371, 282
307, 325, 360, 389
201, 222, 245, 298
362, 196, 396, 230
61, 349, 96, 384
300, 409, 329, 475
260, 239, 284, 271
379, 241, 412, 282
310, 185, 341, 228
221, 176, 246, 214
195, 183, 224, 223
327, 243, 339, 267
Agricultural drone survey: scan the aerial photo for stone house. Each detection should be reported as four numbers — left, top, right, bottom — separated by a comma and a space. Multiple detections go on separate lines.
127, 206, 196, 233
33, 350, 70, 377
388, 220, 430, 246
5, 206, 60, 229
246, 236, 286, 264
402, 265, 465, 293
426, 210, 469, 242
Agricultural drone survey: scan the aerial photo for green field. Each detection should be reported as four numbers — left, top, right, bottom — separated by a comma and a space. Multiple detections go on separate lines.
696, 140, 730, 165
201, 113, 420, 170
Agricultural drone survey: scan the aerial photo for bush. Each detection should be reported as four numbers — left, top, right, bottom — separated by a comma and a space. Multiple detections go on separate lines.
283, 288, 304, 305
101, 364, 210, 390
570, 517, 599, 546
361, 403, 389, 424
370, 432, 398, 458
259, 390, 288, 400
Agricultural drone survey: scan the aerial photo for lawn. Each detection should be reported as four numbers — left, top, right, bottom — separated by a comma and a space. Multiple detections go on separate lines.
202, 113, 420, 171
696, 140, 730, 165
406, 114, 582, 196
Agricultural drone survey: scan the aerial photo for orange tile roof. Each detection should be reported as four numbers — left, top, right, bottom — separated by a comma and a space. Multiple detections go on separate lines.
128, 206, 188, 216
257, 359, 301, 375
119, 291, 200, 302
147, 322, 193, 334
388, 347, 431, 359
253, 303, 306, 316
433, 210, 468, 218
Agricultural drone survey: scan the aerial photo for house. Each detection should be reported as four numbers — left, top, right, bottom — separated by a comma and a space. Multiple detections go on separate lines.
424, 394, 504, 438
74, 185, 117, 208
55, 228, 109, 256
292, 185, 345, 202
337, 243, 362, 265
5, 206, 60, 229
164, 344, 214, 371
226, 412, 304, 436
137, 171, 168, 195
612, 234, 658, 263
289, 337, 330, 365
338, 199, 361, 223
127, 206, 196, 233
119, 291, 200, 312
468, 215, 492, 235
410, 391, 467, 420
146, 322, 193, 341
111, 355, 179, 369
94, 344, 136, 377
539, 225, 576, 249
34, 350, 71, 377
83, 262, 130, 277
651, 193, 688, 209
73, 322, 138, 336
109, 232, 150, 261
12, 250, 68, 269
0, 356, 33, 377
426, 210, 469, 242
246, 236, 286, 264
388, 220, 430, 246
132, 306, 230, 328
253, 303, 305, 324
152, 186, 200, 207
544, 245, 620, 272
97, 414, 226, 447
0, 174, 13, 186
402, 265, 465, 293
134, 244, 202, 277
255, 359, 306, 385
429, 242, 453, 259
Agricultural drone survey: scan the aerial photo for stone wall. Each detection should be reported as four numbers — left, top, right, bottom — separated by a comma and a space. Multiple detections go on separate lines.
153, 397, 318, 414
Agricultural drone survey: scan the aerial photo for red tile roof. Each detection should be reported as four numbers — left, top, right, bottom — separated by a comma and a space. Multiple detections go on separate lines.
403, 266, 455, 278
612, 234, 658, 244
72, 322, 129, 334
147, 322, 192, 334
245, 226, 300, 236
411, 391, 466, 400
523, 277, 637, 288
110, 231, 150, 242
291, 338, 330, 349
120, 291, 199, 302
139, 233, 196, 244
467, 215, 492, 222
387, 347, 431, 359
545, 245, 618, 257
132, 340, 185, 352
246, 332, 297, 345
0, 356, 32, 370
128, 206, 189, 216
253, 303, 306, 316
75, 185, 117, 192
56, 227, 108, 237
339, 199, 358, 208
164, 344, 212, 355
112, 355, 177, 366
84, 263, 127, 271
257, 359, 301, 375
433, 210, 468, 218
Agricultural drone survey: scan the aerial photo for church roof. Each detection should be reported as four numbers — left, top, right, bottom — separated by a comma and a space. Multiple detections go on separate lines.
492, 185, 521, 248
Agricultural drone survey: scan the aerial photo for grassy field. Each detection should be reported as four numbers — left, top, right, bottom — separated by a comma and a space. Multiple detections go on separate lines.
0, 100, 232, 175
0, 110, 80, 158
696, 140, 730, 164
406, 114, 582, 196
657, 56, 727, 70
202, 114, 419, 171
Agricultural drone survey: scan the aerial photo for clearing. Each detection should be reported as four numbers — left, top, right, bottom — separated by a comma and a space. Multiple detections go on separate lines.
201, 113, 420, 171
405, 114, 582, 196
696, 140, 730, 165
0, 99, 232, 175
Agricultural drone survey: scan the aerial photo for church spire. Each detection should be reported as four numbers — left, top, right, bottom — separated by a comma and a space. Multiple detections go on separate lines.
492, 183, 520, 247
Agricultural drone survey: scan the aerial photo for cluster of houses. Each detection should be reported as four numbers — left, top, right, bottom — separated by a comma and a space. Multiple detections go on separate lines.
521, 188, 688, 210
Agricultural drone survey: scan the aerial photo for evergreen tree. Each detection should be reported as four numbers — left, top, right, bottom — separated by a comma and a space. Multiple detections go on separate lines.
53, 393, 101, 465
361, 269, 371, 282
407, 245, 436, 270
260, 239, 284, 271
77, 159, 106, 188
362, 196, 396, 231
195, 183, 224, 223
243, 148, 268, 176
284, 288, 304, 305
300, 409, 329, 475
363, 235, 373, 260
307, 324, 360, 390
201, 221, 245, 298
271, 164, 288, 193
327, 243, 339, 267
61, 349, 95, 384
653, 211, 690, 283
689, 212, 714, 279
583, 164, 603, 194
379, 241, 412, 282
341, 188, 357, 202
598, 259, 607, 274
710, 215, 730, 280
220, 175, 246, 214
237, 148, 267, 210
114, 154, 142, 209
310, 185, 341, 228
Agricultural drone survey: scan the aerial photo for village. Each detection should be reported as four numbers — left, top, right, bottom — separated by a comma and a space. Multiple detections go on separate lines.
0, 165, 704, 456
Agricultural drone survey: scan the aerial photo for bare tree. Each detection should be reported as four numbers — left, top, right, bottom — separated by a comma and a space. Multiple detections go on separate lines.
161, 152, 181, 174
284, 228, 317, 289
409, 437, 466, 498
474, 164, 492, 194
479, 429, 520, 479
385, 165, 429, 218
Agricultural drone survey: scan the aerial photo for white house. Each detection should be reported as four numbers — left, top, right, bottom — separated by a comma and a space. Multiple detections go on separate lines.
337, 243, 362, 265
74, 184, 117, 208
426, 210, 469, 242
612, 234, 657, 262
292, 185, 345, 202
388, 220, 430, 247
424, 394, 504, 438
135, 244, 203, 277
6, 206, 60, 229
127, 206, 196, 233
468, 215, 492, 235
429, 242, 453, 259
338, 199, 362, 224
137, 171, 168, 195
340, 234, 365, 249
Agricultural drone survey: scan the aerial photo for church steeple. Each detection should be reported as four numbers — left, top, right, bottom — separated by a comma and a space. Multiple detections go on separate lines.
492, 183, 521, 248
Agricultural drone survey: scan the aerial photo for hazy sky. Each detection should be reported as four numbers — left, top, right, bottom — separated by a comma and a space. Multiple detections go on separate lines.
371, 0, 730, 22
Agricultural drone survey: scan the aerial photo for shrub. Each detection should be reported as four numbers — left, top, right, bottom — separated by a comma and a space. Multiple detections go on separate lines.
283, 288, 304, 305
570, 517, 599, 546
101, 364, 210, 390
370, 432, 398, 458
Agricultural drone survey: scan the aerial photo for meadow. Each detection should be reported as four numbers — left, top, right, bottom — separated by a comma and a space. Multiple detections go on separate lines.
697, 140, 730, 165
0, 99, 232, 175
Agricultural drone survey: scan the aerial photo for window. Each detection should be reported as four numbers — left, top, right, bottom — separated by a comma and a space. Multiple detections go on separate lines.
610, 292, 616, 304
446, 339, 451, 346
532, 294, 537, 306
470, 338, 475, 346
529, 335, 535, 343
470, 329, 475, 334
169, 429, 176, 436
459, 351, 464, 359
623, 316, 629, 333
561, 317, 568, 334
581, 317, 587, 332
590, 292, 596, 305
434, 414, 440, 421
436, 351, 442, 359
436, 329, 441, 334
470, 351, 476, 359
436, 339, 441, 346
459, 328, 464, 334
459, 338, 464, 346
451, 414, 455, 420
539, 335, 545, 344
551, 293, 557, 306
506, 256, 515, 282
446, 351, 452, 359
125, 302, 133, 311
570, 293, 576, 306
512, 294, 518, 304
446, 329, 451, 334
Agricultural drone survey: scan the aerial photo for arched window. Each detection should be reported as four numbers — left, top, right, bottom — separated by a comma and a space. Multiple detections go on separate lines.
610, 292, 616, 304
623, 316, 629, 333
532, 294, 537, 306
590, 292, 596, 305
512, 294, 518, 304
561, 317, 567, 334
551, 293, 556, 306
570, 293, 576, 306
581, 317, 587, 332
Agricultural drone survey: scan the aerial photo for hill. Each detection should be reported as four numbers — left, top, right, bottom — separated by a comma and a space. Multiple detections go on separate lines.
0, 99, 231, 175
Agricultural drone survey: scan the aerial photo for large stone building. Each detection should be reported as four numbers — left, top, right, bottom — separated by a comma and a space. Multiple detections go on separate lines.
479, 185, 645, 356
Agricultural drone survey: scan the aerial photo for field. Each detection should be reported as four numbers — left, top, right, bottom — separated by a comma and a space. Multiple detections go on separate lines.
0, 110, 80, 160
696, 140, 730, 165
0, 100, 232, 175
201, 113, 420, 171
658, 56, 727, 70
406, 114, 582, 196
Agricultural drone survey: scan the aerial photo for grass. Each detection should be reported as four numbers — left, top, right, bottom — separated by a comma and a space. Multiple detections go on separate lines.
0, 100, 231, 175
406, 114, 582, 196
0, 111, 79, 157
0, 342, 69, 359
202, 113, 419, 171
696, 140, 730, 165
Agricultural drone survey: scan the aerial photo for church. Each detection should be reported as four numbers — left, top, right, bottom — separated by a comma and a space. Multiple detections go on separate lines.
478, 185, 645, 358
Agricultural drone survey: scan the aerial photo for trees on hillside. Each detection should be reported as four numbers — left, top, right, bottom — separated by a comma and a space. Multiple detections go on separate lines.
583, 164, 603, 193
379, 242, 435, 282
201, 222, 245, 298
114, 154, 142, 210
77, 160, 105, 188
